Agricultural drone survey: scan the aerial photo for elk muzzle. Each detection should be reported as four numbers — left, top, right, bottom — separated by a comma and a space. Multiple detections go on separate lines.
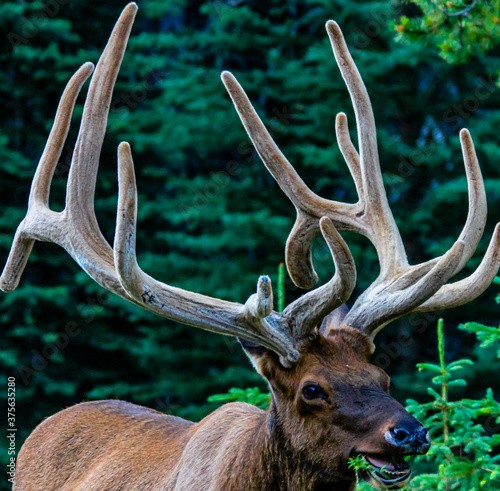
356, 412, 430, 490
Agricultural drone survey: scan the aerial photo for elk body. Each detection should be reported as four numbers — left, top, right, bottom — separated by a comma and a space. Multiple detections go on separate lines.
3, 4, 499, 491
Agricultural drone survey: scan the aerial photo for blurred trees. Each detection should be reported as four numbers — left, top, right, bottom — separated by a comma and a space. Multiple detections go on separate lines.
395, 0, 500, 65
0, 1, 499, 485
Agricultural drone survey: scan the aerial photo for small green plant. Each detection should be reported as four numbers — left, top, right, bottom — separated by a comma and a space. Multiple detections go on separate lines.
403, 319, 500, 490
459, 277, 500, 358
277, 262, 285, 313
460, 322, 500, 358
207, 387, 271, 409
349, 454, 373, 473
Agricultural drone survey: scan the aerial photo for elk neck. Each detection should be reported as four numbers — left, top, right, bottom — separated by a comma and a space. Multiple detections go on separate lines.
217, 397, 355, 491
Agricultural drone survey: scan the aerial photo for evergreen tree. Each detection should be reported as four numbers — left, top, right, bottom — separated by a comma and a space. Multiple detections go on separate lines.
0, 3, 499, 489
395, 0, 500, 65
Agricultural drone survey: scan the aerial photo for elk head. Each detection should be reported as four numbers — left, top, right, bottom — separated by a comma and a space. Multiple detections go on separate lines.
1, 4, 498, 490
241, 325, 430, 489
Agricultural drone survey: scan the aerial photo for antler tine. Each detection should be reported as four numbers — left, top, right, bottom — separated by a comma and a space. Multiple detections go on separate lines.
454, 129, 487, 269
58, 2, 138, 296
284, 214, 321, 288
114, 142, 299, 364
0, 3, 140, 301
243, 276, 274, 319
221, 70, 361, 290
0, 62, 94, 292
31, 63, 95, 208
346, 240, 465, 339
335, 112, 363, 198
418, 129, 487, 277
275, 113, 361, 292
325, 21, 408, 279
417, 223, 500, 312
220, 71, 337, 216
282, 217, 356, 341
67, 3, 137, 220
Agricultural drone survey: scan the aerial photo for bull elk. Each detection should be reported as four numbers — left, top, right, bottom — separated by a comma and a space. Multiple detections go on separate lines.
4, 4, 499, 490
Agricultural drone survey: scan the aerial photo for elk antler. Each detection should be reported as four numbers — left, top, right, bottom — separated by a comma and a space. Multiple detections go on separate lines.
222, 20, 500, 342
0, 4, 357, 366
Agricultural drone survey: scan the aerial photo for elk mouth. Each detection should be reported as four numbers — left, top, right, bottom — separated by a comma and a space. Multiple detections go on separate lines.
357, 454, 411, 490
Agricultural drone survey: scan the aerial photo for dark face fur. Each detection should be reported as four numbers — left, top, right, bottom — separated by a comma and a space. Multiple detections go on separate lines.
242, 328, 429, 490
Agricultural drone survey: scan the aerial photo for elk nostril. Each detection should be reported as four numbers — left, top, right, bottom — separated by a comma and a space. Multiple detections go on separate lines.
385, 425, 430, 451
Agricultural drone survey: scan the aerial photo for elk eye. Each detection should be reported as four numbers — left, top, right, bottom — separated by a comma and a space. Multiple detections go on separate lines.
302, 384, 327, 400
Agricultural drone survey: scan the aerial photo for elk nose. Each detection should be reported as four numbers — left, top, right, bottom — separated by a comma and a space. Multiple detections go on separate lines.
385, 425, 430, 454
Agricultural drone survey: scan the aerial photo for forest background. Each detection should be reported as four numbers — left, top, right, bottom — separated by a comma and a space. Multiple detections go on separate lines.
1, 1, 499, 489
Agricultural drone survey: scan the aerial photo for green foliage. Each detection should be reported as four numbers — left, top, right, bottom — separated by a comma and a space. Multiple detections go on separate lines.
277, 262, 286, 313
349, 454, 373, 473
207, 386, 271, 409
403, 318, 500, 490
494, 277, 500, 303
460, 322, 500, 357
395, 0, 500, 65
459, 277, 500, 357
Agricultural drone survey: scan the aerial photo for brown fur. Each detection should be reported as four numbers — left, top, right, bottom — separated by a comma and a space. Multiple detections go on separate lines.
14, 328, 421, 490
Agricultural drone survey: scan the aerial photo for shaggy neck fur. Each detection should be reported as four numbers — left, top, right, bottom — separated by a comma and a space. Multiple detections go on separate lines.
218, 400, 356, 491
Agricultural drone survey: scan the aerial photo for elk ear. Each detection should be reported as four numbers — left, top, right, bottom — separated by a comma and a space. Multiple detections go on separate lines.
238, 338, 275, 376
319, 303, 349, 336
